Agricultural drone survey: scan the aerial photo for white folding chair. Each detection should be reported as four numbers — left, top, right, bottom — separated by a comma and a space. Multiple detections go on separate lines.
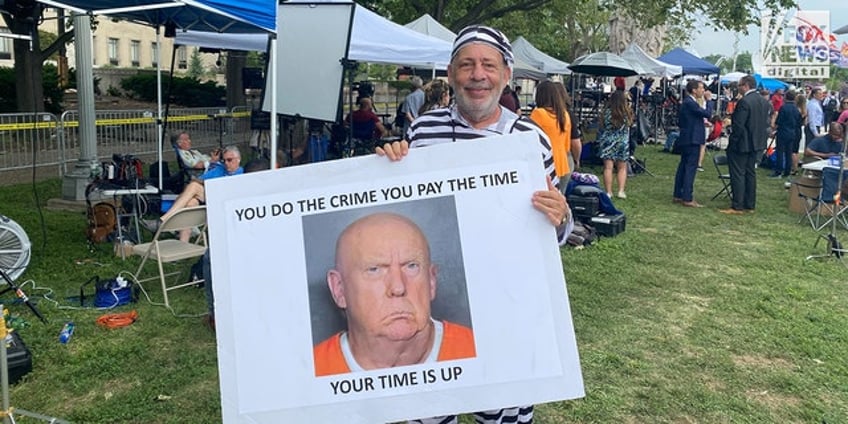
132, 206, 207, 308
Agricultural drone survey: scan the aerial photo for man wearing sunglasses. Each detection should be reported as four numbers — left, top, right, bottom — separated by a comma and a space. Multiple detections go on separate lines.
159, 145, 243, 241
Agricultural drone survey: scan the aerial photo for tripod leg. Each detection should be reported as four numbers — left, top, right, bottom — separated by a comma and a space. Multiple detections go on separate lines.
0, 270, 46, 324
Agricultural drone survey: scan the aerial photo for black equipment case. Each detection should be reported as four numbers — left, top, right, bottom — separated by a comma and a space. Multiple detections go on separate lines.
590, 213, 627, 237
567, 194, 600, 219
5, 331, 33, 384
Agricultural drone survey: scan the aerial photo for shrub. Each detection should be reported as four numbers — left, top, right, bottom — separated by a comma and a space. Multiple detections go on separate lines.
120, 73, 225, 107
0, 65, 64, 114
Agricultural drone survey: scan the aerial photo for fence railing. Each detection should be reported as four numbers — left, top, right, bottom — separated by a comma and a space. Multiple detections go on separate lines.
0, 107, 255, 181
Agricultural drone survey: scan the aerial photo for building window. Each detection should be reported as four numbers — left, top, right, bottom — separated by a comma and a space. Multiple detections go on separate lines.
177, 46, 187, 69
130, 40, 140, 67
108, 38, 119, 66
0, 29, 12, 60
151, 42, 158, 67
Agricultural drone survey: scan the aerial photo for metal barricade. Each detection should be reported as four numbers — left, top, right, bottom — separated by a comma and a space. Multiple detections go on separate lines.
0, 106, 256, 183
60, 109, 158, 174
0, 113, 61, 173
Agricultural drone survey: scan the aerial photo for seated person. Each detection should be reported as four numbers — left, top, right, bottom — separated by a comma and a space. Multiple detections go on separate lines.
160, 145, 243, 241
804, 124, 845, 161
174, 131, 219, 171
345, 97, 388, 141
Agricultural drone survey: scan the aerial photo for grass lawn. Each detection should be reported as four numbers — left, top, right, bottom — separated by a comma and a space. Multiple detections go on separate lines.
1, 144, 847, 423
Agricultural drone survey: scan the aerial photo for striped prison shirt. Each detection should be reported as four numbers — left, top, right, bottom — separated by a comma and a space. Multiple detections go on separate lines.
406, 104, 572, 246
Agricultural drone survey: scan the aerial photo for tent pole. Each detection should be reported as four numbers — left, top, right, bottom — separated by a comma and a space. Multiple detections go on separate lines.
270, 37, 278, 169
156, 26, 163, 191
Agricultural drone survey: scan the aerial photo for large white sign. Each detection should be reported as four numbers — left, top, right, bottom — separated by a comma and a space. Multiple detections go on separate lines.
761, 10, 833, 80
205, 133, 584, 423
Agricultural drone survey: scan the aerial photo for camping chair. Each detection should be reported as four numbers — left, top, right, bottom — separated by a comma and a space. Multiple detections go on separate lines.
131, 206, 207, 309
802, 167, 848, 232
710, 154, 733, 201
173, 142, 204, 190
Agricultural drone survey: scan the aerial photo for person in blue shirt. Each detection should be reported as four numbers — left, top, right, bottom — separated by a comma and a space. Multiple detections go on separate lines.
804, 124, 845, 161
160, 145, 243, 241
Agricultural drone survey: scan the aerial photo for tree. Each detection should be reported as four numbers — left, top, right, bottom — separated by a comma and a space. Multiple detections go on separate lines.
360, 0, 551, 32
187, 48, 205, 80
370, 0, 798, 60
704, 52, 754, 73
1, 4, 74, 113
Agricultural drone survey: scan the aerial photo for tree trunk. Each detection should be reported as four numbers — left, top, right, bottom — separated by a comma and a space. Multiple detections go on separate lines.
226, 50, 247, 109
608, 11, 665, 57
4, 9, 45, 114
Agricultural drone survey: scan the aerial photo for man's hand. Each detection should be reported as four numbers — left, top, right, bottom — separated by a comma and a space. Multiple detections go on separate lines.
210, 149, 221, 162
532, 176, 569, 227
375, 140, 410, 161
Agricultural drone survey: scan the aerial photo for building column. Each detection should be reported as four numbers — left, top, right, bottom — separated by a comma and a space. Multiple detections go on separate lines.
62, 13, 98, 201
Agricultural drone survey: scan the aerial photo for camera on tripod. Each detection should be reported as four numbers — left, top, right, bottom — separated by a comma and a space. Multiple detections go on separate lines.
352, 81, 374, 99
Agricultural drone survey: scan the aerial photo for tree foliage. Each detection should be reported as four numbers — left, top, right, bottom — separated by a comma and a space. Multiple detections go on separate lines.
0, 65, 63, 114
366, 0, 799, 61
704, 52, 753, 73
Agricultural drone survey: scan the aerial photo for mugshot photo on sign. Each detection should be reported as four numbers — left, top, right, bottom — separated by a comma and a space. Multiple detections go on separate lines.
303, 196, 475, 376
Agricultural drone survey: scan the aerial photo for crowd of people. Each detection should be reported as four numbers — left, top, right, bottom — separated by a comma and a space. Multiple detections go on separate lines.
151, 19, 848, 423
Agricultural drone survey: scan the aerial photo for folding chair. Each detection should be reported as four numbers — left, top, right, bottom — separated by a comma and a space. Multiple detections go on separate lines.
794, 175, 824, 230
812, 167, 848, 232
131, 206, 207, 308
710, 154, 733, 201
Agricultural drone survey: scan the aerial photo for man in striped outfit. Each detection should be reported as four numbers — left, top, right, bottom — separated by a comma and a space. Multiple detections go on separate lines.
377, 25, 573, 424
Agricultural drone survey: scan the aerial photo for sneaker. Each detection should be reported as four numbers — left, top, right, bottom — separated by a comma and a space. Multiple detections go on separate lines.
768, 173, 783, 179
697, 166, 705, 172
617, 191, 627, 199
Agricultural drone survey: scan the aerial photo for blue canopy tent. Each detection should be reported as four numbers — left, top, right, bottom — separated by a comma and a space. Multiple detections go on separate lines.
36, 0, 278, 184
39, 0, 275, 33
657, 48, 719, 75
754, 74, 789, 93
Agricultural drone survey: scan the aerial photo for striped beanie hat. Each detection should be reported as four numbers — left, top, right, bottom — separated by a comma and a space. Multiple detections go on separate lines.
451, 25, 514, 68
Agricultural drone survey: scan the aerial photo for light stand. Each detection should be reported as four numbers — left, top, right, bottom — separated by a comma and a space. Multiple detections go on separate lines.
341, 58, 358, 158
805, 125, 848, 268
0, 269, 46, 324
0, 304, 67, 424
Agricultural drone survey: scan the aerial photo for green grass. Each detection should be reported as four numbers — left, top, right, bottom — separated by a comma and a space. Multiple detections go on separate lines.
2, 144, 848, 423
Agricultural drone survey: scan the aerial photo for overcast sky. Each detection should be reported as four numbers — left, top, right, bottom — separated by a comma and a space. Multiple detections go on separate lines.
688, 0, 848, 57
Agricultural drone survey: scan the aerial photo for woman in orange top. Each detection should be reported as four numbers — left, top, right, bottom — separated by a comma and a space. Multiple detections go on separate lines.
530, 81, 577, 184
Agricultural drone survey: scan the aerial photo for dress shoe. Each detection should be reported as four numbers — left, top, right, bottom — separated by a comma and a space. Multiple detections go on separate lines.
682, 201, 704, 208
719, 208, 744, 215
203, 314, 216, 332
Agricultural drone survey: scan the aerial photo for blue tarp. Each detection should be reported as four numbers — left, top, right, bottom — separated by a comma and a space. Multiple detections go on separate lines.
36, 0, 275, 33
656, 48, 719, 75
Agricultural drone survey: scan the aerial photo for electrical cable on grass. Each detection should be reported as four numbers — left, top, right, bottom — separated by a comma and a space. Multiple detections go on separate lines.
96, 310, 138, 328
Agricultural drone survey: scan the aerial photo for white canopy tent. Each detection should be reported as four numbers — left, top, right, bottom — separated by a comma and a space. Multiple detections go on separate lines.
348, 6, 451, 69
404, 13, 456, 44
511, 36, 571, 75
620, 42, 682, 77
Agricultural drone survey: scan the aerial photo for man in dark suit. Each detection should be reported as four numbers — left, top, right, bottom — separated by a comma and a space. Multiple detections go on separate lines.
722, 75, 770, 214
673, 79, 713, 207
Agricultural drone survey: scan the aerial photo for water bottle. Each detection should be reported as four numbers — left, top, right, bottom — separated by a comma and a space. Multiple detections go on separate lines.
59, 322, 75, 344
